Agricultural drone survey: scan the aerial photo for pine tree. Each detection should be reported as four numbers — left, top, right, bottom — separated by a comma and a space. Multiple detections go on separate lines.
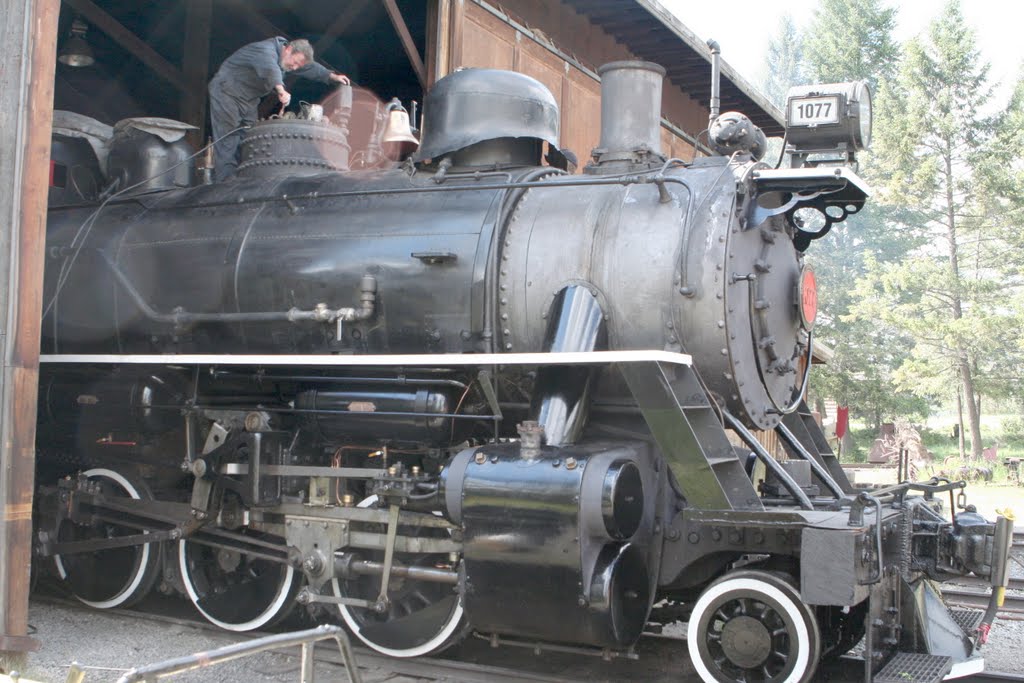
761, 14, 808, 108
804, 0, 900, 88
978, 70, 1024, 250
851, 0, 1007, 459
796, 0, 912, 431
974, 71, 1024, 406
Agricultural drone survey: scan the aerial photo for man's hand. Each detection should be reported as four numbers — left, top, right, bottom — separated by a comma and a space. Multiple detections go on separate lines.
330, 73, 351, 85
275, 84, 291, 107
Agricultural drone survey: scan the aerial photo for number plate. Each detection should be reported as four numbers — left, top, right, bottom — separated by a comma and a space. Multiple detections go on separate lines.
789, 96, 840, 126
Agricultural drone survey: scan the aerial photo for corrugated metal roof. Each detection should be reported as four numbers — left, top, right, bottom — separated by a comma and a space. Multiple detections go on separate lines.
561, 0, 785, 136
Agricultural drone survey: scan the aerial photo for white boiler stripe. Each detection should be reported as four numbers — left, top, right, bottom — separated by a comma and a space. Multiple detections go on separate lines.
39, 350, 692, 367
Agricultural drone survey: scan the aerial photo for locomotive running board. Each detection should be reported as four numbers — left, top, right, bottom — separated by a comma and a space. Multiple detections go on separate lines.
39, 350, 693, 367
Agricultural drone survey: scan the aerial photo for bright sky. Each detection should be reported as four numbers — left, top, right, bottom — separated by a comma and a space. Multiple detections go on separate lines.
660, 0, 1024, 106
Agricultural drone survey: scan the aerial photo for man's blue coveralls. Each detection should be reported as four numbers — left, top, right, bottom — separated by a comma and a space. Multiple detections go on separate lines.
208, 37, 334, 181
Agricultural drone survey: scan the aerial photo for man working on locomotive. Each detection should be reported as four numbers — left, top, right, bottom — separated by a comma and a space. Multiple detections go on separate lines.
208, 37, 350, 181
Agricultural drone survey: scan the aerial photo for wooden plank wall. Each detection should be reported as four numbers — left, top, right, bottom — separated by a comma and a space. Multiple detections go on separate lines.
443, 0, 699, 170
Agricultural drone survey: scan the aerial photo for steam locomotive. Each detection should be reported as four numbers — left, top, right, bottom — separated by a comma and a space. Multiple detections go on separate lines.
35, 61, 1012, 682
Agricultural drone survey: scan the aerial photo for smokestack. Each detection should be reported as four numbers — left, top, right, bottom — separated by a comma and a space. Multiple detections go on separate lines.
592, 61, 665, 167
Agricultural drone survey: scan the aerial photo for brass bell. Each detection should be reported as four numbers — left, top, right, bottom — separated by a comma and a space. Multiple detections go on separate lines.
382, 101, 420, 146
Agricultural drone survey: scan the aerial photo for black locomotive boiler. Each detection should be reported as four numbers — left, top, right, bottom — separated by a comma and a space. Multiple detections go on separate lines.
35, 62, 1012, 682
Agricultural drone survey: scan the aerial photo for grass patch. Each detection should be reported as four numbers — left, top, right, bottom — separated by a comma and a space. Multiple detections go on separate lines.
837, 426, 876, 463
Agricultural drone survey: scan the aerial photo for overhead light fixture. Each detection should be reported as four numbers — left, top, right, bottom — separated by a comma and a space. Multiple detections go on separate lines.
58, 18, 95, 68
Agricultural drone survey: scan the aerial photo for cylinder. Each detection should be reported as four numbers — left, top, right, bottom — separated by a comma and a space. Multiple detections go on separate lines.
581, 453, 646, 542
38, 369, 187, 438
295, 388, 452, 446
599, 461, 644, 540
445, 440, 653, 648
596, 61, 666, 159
587, 543, 650, 645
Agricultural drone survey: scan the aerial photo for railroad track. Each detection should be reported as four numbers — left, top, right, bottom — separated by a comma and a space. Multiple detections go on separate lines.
942, 587, 1024, 619
949, 576, 1024, 592
960, 672, 1024, 683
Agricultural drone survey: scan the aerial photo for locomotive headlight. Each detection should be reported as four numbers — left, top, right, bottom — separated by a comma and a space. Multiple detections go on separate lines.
784, 81, 872, 159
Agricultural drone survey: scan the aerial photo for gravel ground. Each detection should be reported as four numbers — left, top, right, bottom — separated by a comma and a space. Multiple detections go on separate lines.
959, 539, 1024, 674
978, 615, 1024, 674
18, 599, 416, 683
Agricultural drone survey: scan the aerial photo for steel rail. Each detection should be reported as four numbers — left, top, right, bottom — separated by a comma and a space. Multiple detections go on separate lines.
942, 587, 1024, 619
958, 672, 1024, 683
949, 576, 1024, 592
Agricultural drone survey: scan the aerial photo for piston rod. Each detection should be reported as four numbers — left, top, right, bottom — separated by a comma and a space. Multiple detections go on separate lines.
337, 557, 460, 585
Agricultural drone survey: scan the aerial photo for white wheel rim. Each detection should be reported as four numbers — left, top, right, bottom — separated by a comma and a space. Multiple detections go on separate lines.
687, 576, 811, 683
53, 467, 153, 609
334, 495, 465, 657
178, 540, 296, 632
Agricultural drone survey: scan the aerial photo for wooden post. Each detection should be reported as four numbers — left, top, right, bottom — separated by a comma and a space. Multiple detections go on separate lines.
428, 0, 452, 86
449, 0, 465, 74
0, 0, 59, 669
181, 0, 213, 150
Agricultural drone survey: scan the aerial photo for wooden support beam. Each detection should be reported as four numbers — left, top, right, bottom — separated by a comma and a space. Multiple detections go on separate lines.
426, 0, 451, 87
0, 0, 58, 665
62, 0, 188, 91
222, 0, 338, 72
450, 0, 465, 74
181, 0, 212, 149
382, 0, 427, 90
226, 0, 288, 42
313, 0, 369, 59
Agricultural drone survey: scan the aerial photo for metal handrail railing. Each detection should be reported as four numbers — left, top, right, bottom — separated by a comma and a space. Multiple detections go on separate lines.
77, 624, 365, 683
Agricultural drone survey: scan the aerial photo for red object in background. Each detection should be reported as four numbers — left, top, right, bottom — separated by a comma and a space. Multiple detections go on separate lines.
835, 406, 849, 439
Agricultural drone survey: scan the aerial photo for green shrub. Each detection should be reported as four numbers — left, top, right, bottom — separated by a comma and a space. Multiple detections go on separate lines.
1000, 416, 1024, 446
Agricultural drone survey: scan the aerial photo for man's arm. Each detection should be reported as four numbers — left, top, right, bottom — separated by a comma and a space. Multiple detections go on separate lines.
253, 41, 286, 93
273, 84, 291, 107
293, 61, 349, 85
